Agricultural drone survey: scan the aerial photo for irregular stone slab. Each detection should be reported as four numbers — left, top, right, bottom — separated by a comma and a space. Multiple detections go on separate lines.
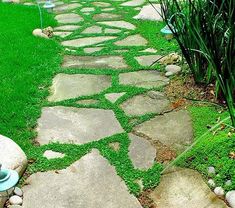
61, 36, 116, 48
84, 47, 103, 53
62, 55, 129, 70
76, 99, 99, 105
48, 74, 111, 102
150, 168, 228, 208
82, 26, 102, 34
135, 55, 162, 66
37, 107, 124, 145
54, 3, 81, 12
22, 150, 142, 208
53, 31, 72, 38
0, 135, 27, 208
55, 13, 83, 24
115, 34, 148, 46
120, 91, 170, 116
140, 48, 158, 53
105, 92, 126, 103
43, 150, 65, 159
98, 21, 136, 30
93, 13, 121, 21
134, 110, 193, 152
54, 25, 80, 31
119, 70, 169, 89
80, 7, 95, 12
104, 28, 121, 34
134, 4, 163, 21
121, 0, 145, 6
92, 2, 111, 7
128, 133, 156, 169
102, 7, 115, 11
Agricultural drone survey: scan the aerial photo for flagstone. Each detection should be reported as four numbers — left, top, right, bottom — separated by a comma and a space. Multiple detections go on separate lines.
115, 34, 148, 46
104, 28, 122, 34
135, 55, 162, 66
54, 3, 81, 12
120, 91, 170, 116
140, 48, 158, 53
48, 73, 112, 102
43, 150, 65, 159
121, 0, 145, 7
119, 70, 169, 89
105, 92, 126, 103
54, 25, 81, 31
61, 36, 116, 47
55, 13, 83, 24
98, 21, 136, 30
80, 7, 95, 12
76, 99, 99, 105
134, 4, 163, 21
150, 167, 228, 208
134, 110, 193, 152
22, 150, 142, 208
82, 26, 102, 34
84, 47, 104, 53
62, 55, 129, 70
93, 13, 121, 21
53, 31, 72, 38
92, 2, 111, 7
36, 107, 124, 145
102, 7, 115, 11
128, 133, 156, 170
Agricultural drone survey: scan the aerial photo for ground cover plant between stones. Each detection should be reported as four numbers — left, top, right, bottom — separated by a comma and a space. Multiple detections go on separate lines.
0, 0, 235, 205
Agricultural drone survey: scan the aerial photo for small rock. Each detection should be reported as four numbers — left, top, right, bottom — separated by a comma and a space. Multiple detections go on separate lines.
9, 195, 23, 205
159, 53, 182, 65
42, 26, 53, 38
225, 180, 232, 186
226, 191, 235, 208
165, 65, 181, 74
13, 187, 23, 197
43, 150, 65, 159
165, 71, 174, 77
214, 187, 225, 196
108, 142, 120, 151
208, 166, 216, 174
32, 29, 49, 39
208, 179, 216, 187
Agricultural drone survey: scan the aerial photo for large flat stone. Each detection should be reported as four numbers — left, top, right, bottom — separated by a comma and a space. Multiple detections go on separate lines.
53, 31, 72, 38
135, 55, 162, 66
93, 13, 121, 21
120, 91, 170, 116
92, 2, 111, 7
150, 168, 228, 208
115, 34, 148, 46
119, 70, 169, 89
62, 55, 129, 70
121, 0, 145, 6
134, 110, 193, 152
82, 26, 102, 34
54, 25, 81, 31
48, 73, 111, 102
36, 107, 124, 145
134, 4, 163, 21
105, 92, 126, 103
128, 133, 156, 170
22, 150, 142, 208
98, 21, 136, 30
55, 13, 83, 24
54, 3, 81, 12
61, 36, 116, 47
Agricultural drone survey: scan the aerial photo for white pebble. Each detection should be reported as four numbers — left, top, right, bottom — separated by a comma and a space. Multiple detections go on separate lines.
9, 195, 23, 205
226, 191, 235, 208
165, 71, 174, 77
208, 166, 216, 174
13, 187, 23, 197
225, 180, 232, 186
208, 179, 215, 187
32, 29, 49, 39
214, 187, 225, 196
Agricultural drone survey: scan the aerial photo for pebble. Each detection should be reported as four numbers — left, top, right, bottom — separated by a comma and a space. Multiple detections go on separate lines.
208, 179, 215, 187
226, 191, 235, 208
165, 71, 174, 77
165, 64, 181, 74
225, 180, 232, 186
13, 187, 23, 197
214, 187, 225, 196
9, 195, 23, 205
208, 166, 216, 174
32, 29, 49, 39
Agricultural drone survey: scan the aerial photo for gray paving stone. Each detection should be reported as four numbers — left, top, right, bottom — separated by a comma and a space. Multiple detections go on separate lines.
98, 21, 136, 30
82, 26, 102, 34
119, 70, 169, 89
150, 167, 228, 208
134, 110, 193, 152
92, 2, 111, 7
22, 150, 142, 208
54, 3, 81, 12
104, 28, 122, 34
43, 150, 65, 159
115, 34, 148, 46
54, 25, 81, 31
55, 13, 83, 24
134, 4, 163, 21
128, 133, 156, 169
62, 55, 129, 70
84, 47, 103, 53
53, 31, 72, 38
76, 99, 99, 105
120, 91, 170, 116
140, 48, 158, 53
36, 107, 124, 145
121, 0, 145, 6
48, 73, 112, 102
80, 7, 95, 12
93, 13, 121, 21
105, 92, 126, 103
61, 36, 116, 47
135, 55, 162, 66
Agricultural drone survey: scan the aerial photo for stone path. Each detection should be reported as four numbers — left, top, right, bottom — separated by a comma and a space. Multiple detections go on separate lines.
21, 0, 228, 207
